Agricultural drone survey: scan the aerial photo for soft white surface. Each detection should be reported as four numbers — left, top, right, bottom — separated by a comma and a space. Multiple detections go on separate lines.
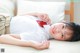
0, 40, 80, 53
0, 0, 14, 16
17, 0, 66, 23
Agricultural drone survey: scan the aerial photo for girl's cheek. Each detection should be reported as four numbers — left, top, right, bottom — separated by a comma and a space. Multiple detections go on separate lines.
54, 34, 62, 39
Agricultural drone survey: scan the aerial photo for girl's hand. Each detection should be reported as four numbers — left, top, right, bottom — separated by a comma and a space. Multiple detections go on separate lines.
31, 40, 50, 50
26, 13, 51, 24
35, 13, 51, 24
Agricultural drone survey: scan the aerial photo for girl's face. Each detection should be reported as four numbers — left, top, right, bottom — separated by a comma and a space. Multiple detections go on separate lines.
49, 23, 73, 41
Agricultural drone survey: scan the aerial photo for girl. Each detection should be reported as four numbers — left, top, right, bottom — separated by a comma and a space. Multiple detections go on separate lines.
0, 13, 80, 50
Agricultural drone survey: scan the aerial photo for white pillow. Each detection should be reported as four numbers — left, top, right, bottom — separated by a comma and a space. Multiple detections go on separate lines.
17, 0, 66, 24
0, 0, 14, 17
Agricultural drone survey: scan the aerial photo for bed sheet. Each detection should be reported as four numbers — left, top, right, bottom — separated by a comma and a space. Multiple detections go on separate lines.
0, 40, 80, 53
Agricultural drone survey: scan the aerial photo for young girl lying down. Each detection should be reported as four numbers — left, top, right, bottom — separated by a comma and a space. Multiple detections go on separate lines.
0, 13, 80, 50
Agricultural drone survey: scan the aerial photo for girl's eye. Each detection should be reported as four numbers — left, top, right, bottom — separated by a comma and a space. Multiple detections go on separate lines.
62, 24, 66, 29
62, 34, 64, 38
62, 25, 64, 29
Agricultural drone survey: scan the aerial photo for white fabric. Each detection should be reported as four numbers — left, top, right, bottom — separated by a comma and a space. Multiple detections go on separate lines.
10, 15, 42, 34
10, 15, 51, 42
0, 40, 80, 53
20, 31, 49, 42
17, 0, 66, 23
11, 16, 34, 33
0, 0, 14, 16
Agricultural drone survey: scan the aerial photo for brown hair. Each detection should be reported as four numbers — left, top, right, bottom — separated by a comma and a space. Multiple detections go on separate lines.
63, 22, 80, 42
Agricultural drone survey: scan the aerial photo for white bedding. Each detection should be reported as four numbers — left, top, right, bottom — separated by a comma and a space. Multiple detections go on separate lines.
0, 40, 80, 53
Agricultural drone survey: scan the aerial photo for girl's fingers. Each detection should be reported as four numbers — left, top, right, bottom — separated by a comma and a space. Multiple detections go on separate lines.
35, 40, 50, 50
37, 13, 51, 24
43, 15, 51, 24
47, 19, 51, 24
42, 40, 50, 46
41, 41, 50, 49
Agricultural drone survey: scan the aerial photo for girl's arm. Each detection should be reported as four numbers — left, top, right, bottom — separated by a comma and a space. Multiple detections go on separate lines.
23, 13, 51, 24
0, 34, 31, 47
0, 34, 50, 50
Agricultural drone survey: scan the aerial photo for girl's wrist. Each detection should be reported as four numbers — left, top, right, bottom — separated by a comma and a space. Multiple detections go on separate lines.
28, 41, 37, 48
29, 41, 41, 49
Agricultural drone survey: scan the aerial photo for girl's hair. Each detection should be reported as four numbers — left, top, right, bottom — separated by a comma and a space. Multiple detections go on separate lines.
64, 22, 80, 42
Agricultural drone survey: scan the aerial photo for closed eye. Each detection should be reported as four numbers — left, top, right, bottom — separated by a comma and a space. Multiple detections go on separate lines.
62, 34, 64, 38
62, 25, 65, 29
62, 24, 67, 29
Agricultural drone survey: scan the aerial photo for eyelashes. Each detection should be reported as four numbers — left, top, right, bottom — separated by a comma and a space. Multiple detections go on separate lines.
62, 25, 65, 29
62, 25, 65, 38
62, 34, 64, 38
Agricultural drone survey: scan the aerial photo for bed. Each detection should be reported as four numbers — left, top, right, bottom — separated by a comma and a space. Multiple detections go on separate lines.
0, 0, 80, 53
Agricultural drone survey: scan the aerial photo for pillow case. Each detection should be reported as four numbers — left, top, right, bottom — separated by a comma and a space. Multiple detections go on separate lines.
0, 0, 14, 17
17, 0, 66, 24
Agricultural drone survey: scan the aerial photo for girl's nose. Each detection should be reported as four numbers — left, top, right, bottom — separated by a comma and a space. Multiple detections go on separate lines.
56, 28, 61, 33
53, 27, 61, 34
57, 30, 60, 33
